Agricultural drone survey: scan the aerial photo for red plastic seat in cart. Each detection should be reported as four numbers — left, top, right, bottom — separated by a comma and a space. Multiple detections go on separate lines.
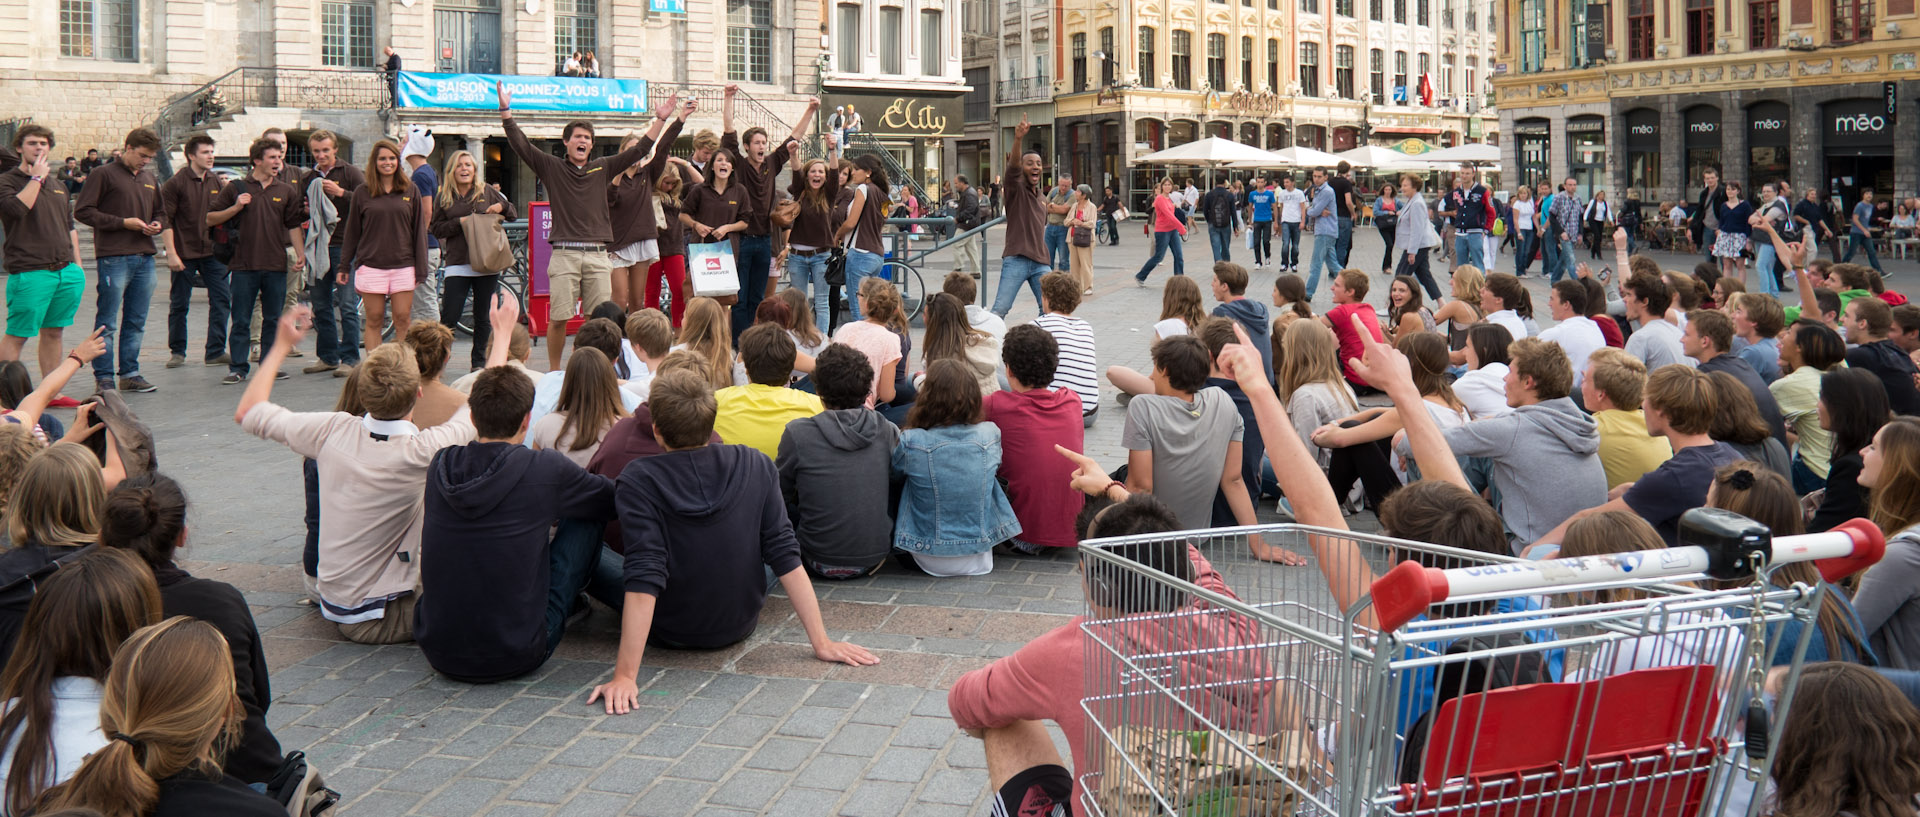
1395, 664, 1726, 817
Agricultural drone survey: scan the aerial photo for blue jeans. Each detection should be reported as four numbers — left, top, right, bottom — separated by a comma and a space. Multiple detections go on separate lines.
1845, 230, 1885, 273
93, 254, 156, 380
228, 269, 287, 377
1755, 242, 1782, 295
544, 518, 604, 651
787, 251, 831, 334
168, 256, 230, 361
311, 247, 362, 366
1044, 224, 1069, 271
1558, 238, 1580, 281
1209, 225, 1233, 262
1280, 222, 1301, 267
844, 248, 884, 321
1135, 230, 1185, 283
1540, 232, 1560, 282
1514, 231, 1536, 276
1702, 227, 1718, 266
732, 234, 774, 340
1454, 232, 1486, 272
992, 255, 1049, 317
1306, 232, 1339, 296
1336, 217, 1354, 267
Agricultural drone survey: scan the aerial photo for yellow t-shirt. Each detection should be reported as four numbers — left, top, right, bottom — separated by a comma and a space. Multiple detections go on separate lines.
1771, 364, 1836, 478
713, 383, 825, 461
1594, 409, 1673, 489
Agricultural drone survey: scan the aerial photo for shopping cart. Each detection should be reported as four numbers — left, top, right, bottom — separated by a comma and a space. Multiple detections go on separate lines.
1076, 509, 1885, 817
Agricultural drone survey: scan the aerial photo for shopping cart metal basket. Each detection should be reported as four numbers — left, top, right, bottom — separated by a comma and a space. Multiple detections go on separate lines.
1076, 508, 1885, 817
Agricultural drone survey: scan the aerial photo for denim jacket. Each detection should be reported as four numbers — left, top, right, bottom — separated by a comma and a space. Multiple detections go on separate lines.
891, 422, 1022, 555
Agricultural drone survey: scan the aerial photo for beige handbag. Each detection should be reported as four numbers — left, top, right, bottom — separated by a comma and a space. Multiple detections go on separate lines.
460, 212, 516, 275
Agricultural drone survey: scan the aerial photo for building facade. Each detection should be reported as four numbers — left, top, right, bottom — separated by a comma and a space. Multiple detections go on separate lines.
1494, 0, 1920, 213
820, 0, 968, 200
2, 0, 829, 204
1051, 0, 1499, 209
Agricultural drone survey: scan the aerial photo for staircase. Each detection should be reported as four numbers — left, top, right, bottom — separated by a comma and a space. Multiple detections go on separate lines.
802, 132, 934, 214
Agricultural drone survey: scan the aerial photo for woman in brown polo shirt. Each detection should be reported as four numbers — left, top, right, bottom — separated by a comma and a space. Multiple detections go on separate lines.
429, 150, 517, 370
680, 149, 747, 305
338, 139, 429, 355
784, 158, 842, 335
607, 108, 687, 312
832, 155, 890, 323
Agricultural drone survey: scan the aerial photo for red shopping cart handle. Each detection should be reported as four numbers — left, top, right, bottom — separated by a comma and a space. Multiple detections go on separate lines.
1369, 518, 1886, 633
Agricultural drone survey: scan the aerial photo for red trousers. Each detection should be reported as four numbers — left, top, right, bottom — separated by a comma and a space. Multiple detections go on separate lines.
646, 254, 688, 326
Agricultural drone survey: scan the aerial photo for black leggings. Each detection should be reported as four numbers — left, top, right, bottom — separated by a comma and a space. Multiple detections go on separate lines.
1324, 419, 1403, 511
442, 274, 500, 369
1378, 226, 1396, 272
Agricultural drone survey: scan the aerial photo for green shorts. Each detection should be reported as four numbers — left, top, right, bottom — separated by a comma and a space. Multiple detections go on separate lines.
6, 262, 85, 337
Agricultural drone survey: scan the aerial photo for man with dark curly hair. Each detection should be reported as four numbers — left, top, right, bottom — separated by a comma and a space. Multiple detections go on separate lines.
984, 325, 1084, 553
776, 343, 900, 578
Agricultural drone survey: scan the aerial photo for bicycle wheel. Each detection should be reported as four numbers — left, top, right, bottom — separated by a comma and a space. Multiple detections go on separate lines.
880, 259, 927, 323
1096, 219, 1113, 245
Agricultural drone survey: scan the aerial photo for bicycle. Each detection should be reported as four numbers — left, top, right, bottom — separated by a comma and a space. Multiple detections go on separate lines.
1095, 216, 1114, 246
879, 256, 926, 322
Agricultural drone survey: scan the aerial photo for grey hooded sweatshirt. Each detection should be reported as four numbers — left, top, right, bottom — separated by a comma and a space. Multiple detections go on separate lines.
776, 408, 901, 577
1438, 396, 1607, 549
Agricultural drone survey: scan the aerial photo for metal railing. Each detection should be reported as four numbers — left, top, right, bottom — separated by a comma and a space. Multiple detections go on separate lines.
647, 83, 786, 137
154, 67, 391, 149
996, 76, 1053, 104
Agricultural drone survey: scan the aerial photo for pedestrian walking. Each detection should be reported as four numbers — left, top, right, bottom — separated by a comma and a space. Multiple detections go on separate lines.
1134, 177, 1187, 286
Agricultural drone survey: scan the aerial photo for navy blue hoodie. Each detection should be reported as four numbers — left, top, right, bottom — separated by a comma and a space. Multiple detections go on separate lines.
1212, 298, 1274, 381
418, 442, 614, 683
619, 444, 803, 649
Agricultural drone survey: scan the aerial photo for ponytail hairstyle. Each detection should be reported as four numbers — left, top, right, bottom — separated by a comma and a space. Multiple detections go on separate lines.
0, 549, 161, 816
32, 618, 243, 817
99, 473, 188, 570
852, 154, 891, 202
859, 277, 908, 335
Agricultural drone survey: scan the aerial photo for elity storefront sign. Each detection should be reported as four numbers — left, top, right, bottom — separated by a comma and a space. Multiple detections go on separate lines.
822, 92, 962, 138
396, 72, 650, 114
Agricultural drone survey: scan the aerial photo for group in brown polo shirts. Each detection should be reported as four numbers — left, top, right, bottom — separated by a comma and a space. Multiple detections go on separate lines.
160, 134, 236, 366
209, 140, 307, 382
0, 125, 86, 390
720, 85, 819, 337
72, 128, 166, 392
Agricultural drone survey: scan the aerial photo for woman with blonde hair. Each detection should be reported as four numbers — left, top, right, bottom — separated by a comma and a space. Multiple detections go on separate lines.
1106, 275, 1207, 398
1277, 320, 1358, 471
0, 548, 160, 815
832, 278, 907, 412
0, 444, 114, 665
530, 347, 630, 467
339, 139, 429, 355
1436, 264, 1485, 364
648, 158, 703, 326
785, 158, 842, 332
671, 298, 744, 390
1134, 177, 1187, 284
429, 149, 518, 371
608, 98, 691, 311
32, 618, 284, 817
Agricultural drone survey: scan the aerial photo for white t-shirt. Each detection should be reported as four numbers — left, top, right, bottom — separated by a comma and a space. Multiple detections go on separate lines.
1152, 317, 1189, 340
1486, 309, 1529, 341
1511, 199, 1536, 230
1276, 189, 1308, 224
1539, 315, 1606, 388
1454, 362, 1513, 419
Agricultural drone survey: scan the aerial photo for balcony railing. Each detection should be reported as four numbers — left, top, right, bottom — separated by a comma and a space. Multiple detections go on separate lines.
996, 76, 1053, 103
155, 67, 390, 148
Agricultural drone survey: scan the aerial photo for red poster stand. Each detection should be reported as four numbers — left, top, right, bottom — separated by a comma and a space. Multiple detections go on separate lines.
524, 201, 587, 338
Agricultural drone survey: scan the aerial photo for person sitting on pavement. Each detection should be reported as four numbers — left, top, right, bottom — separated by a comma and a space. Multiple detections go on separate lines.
588, 368, 879, 715
715, 323, 824, 461
778, 344, 899, 579
983, 325, 1083, 556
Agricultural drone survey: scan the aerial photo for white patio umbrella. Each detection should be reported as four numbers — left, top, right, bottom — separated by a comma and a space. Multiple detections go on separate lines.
1418, 143, 1502, 165
1337, 145, 1442, 172
1229, 145, 1348, 169
1134, 137, 1291, 185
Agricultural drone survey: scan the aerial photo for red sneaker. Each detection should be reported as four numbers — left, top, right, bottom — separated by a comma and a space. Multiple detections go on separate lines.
46, 396, 82, 409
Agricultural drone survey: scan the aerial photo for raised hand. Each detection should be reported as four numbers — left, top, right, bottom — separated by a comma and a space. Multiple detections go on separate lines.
723, 83, 739, 97
1345, 312, 1411, 393
496, 81, 512, 111
24, 154, 48, 180
490, 290, 521, 333
1014, 113, 1031, 140
277, 305, 313, 348
1612, 226, 1627, 249
70, 327, 107, 363
1216, 322, 1271, 394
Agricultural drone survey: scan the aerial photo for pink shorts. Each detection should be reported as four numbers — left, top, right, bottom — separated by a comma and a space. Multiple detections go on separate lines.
354, 265, 417, 296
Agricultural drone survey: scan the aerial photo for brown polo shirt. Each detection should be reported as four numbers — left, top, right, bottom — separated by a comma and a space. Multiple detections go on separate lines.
787, 170, 843, 250
0, 168, 77, 272
721, 130, 791, 237
161, 166, 226, 261
607, 119, 684, 247
302, 163, 366, 248
1000, 155, 1047, 265
428, 186, 518, 268
503, 116, 648, 245
340, 186, 429, 275
212, 176, 305, 272
73, 160, 163, 257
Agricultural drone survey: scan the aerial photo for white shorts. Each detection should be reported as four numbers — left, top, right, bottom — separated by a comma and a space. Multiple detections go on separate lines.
611, 239, 660, 266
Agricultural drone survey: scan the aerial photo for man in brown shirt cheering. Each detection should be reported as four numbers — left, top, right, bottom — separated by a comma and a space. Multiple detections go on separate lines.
160, 134, 233, 370
300, 129, 367, 376
209, 138, 307, 384
73, 127, 166, 394
990, 115, 1050, 318
721, 84, 819, 340
0, 124, 87, 405
497, 81, 667, 369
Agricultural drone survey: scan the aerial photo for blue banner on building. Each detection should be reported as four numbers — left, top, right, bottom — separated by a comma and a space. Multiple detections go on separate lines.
649, 0, 684, 11
396, 72, 650, 114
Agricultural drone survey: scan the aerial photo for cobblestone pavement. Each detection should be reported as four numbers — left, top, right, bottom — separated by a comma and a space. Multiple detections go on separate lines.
31, 226, 1915, 815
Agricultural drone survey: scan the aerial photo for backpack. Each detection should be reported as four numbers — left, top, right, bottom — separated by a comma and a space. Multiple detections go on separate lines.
1207, 189, 1236, 227
1398, 630, 1552, 784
